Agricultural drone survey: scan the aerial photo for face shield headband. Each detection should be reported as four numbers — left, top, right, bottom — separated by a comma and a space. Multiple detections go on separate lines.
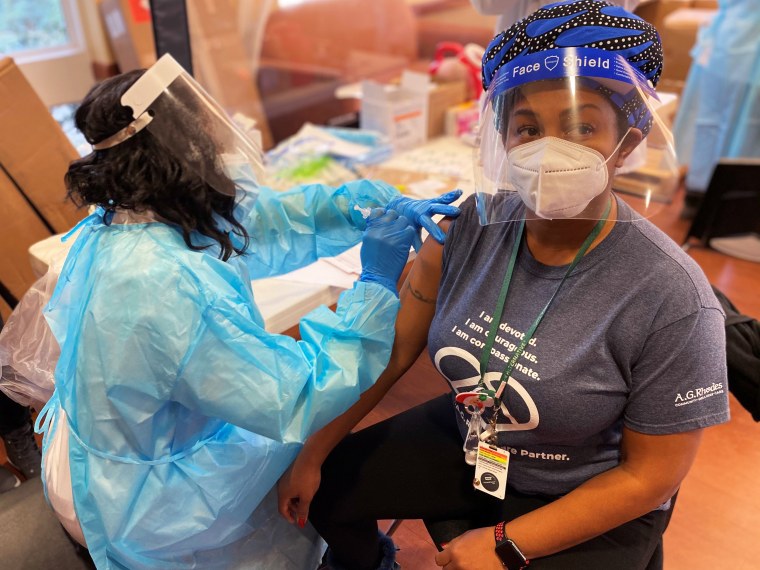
487, 47, 659, 134
120, 54, 265, 197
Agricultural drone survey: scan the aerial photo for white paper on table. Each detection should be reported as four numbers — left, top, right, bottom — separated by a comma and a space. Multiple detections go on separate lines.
322, 245, 362, 274
280, 260, 358, 289
278, 245, 361, 289
252, 278, 342, 333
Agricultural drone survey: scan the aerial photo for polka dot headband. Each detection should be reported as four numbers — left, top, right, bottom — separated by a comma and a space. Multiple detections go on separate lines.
482, 0, 663, 135
483, 0, 663, 89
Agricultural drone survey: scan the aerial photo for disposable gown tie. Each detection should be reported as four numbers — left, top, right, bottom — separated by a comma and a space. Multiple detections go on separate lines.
32, 178, 403, 569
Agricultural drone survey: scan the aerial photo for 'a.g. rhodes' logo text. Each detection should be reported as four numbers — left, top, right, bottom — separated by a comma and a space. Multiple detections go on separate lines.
674, 382, 724, 407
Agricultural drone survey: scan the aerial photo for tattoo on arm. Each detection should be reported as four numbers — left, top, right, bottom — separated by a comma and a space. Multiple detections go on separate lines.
404, 280, 437, 304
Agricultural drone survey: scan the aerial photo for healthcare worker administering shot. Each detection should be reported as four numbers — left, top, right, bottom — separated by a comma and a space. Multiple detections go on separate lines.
24, 55, 460, 569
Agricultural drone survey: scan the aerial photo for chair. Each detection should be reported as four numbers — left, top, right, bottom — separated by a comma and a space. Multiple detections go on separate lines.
261, 0, 419, 82
257, 0, 421, 142
683, 158, 760, 262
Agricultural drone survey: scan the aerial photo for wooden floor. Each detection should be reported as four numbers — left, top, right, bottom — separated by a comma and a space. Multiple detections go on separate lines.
357, 186, 760, 570
1, 187, 757, 569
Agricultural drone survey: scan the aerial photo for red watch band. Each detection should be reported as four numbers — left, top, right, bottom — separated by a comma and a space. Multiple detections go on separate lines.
494, 521, 530, 569
495, 521, 508, 542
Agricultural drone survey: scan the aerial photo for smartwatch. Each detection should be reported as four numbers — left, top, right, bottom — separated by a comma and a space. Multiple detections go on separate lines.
494, 521, 530, 569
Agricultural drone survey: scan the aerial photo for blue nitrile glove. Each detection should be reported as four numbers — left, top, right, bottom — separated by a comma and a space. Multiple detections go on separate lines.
359, 209, 416, 295
385, 189, 463, 251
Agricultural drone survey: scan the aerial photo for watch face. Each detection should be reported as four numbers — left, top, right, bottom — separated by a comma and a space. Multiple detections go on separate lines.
495, 538, 527, 568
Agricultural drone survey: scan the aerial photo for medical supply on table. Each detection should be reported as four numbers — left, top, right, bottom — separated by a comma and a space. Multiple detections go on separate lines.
265, 123, 393, 191
361, 71, 430, 151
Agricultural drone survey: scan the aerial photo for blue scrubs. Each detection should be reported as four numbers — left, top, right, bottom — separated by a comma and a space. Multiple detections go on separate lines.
38, 180, 400, 569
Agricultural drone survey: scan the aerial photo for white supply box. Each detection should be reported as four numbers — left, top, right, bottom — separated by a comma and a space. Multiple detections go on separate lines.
360, 71, 430, 151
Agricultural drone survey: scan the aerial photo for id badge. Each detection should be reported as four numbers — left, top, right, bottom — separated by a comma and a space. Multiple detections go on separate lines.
473, 442, 509, 499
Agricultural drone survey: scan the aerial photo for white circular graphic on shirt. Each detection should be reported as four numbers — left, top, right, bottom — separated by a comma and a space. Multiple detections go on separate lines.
434, 346, 539, 432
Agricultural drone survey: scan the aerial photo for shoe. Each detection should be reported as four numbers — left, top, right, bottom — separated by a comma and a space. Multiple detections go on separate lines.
317, 533, 400, 570
0, 466, 21, 493
317, 558, 400, 570
2, 420, 42, 479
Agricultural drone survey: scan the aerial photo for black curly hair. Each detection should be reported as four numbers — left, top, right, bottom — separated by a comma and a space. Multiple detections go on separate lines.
64, 70, 249, 261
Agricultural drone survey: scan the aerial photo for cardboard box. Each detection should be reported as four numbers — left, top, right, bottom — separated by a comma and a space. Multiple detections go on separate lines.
445, 99, 479, 138
634, 0, 718, 27
0, 165, 54, 304
634, 0, 694, 29
0, 59, 82, 234
0, 58, 83, 302
99, 0, 156, 72
661, 8, 716, 83
635, 1, 718, 88
0, 296, 11, 322
428, 80, 468, 138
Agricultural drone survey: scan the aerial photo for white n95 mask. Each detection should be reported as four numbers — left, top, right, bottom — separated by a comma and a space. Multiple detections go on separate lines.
507, 134, 627, 219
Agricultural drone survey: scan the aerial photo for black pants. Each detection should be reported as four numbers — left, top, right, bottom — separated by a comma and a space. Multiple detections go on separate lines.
0, 390, 31, 436
309, 395, 675, 570
0, 313, 32, 435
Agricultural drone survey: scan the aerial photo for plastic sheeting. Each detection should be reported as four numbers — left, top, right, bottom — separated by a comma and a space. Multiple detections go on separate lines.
673, 0, 760, 193
0, 248, 68, 410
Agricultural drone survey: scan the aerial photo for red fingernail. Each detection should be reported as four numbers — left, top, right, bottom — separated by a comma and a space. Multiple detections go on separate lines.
440, 542, 448, 548
298, 517, 306, 528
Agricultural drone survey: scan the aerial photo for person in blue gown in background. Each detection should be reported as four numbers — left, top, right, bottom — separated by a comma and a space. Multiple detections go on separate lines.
672, 0, 760, 216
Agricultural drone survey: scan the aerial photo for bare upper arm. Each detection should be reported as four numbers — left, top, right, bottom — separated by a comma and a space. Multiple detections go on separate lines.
620, 426, 703, 501
390, 218, 453, 368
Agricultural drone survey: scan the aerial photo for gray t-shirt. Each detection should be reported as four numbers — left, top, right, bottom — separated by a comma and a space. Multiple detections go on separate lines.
429, 194, 729, 496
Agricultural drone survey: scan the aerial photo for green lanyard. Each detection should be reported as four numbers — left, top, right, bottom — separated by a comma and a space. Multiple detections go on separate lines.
477, 200, 612, 410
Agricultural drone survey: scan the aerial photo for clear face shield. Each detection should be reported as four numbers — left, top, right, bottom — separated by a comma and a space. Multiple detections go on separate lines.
118, 54, 265, 196
474, 47, 679, 224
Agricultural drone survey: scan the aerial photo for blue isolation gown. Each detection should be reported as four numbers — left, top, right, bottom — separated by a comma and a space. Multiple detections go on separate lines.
38, 179, 400, 569
672, 0, 760, 192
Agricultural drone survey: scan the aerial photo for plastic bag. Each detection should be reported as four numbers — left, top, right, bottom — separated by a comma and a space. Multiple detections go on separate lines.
0, 243, 68, 409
